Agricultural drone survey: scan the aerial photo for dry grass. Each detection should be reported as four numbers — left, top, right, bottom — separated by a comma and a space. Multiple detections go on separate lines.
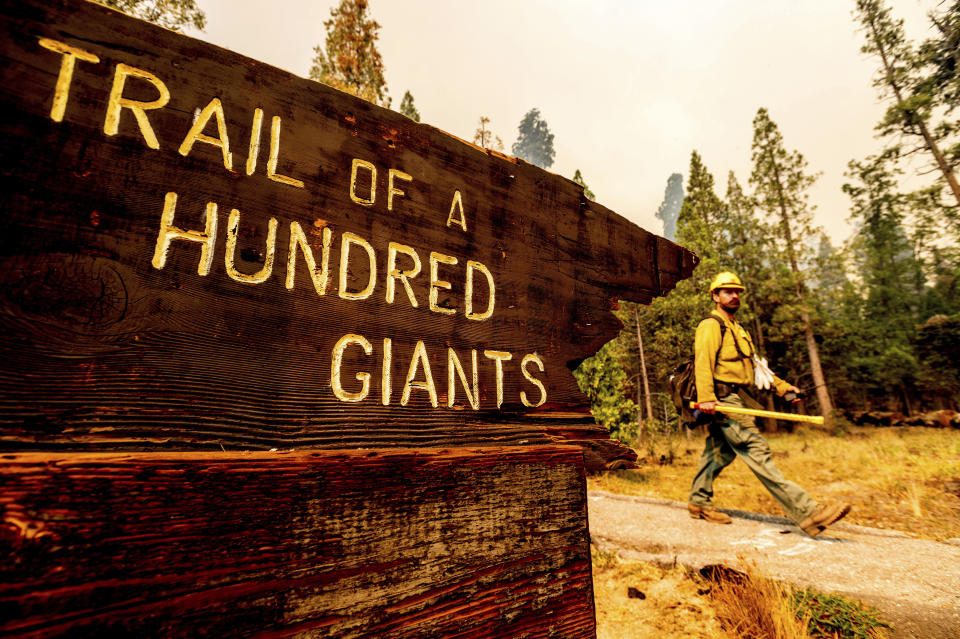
592, 550, 889, 639
589, 426, 960, 541
706, 561, 810, 639
591, 548, 729, 639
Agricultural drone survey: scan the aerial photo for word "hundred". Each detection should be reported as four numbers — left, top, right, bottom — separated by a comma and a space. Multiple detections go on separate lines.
152, 192, 496, 320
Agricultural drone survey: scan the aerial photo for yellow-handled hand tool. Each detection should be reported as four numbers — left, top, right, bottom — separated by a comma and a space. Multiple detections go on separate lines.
689, 402, 824, 426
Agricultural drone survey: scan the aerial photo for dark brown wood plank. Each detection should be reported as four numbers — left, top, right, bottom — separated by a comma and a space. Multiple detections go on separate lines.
0, 0, 696, 461
0, 446, 595, 638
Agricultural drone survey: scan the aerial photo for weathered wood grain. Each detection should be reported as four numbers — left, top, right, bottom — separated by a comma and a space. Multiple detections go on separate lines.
0, 446, 595, 638
0, 0, 695, 462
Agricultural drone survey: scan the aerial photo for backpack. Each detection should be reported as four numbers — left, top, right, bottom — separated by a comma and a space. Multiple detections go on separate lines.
669, 316, 726, 425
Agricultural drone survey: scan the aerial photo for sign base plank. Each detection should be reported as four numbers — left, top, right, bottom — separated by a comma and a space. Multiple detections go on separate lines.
0, 446, 595, 638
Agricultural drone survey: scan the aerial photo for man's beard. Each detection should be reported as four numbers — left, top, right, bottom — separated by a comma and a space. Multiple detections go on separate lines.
721, 300, 740, 314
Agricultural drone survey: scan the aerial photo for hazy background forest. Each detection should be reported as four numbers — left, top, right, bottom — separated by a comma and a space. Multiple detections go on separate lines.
102, 0, 960, 441
576, 1, 960, 442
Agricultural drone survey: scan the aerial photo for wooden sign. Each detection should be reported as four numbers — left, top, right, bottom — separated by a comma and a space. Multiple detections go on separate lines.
0, 0, 696, 636
0, 0, 694, 464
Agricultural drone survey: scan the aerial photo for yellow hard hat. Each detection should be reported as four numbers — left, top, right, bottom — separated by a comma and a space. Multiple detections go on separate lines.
709, 271, 746, 293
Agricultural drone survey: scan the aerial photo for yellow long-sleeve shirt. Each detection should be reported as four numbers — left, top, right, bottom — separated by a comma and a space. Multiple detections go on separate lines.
694, 310, 792, 403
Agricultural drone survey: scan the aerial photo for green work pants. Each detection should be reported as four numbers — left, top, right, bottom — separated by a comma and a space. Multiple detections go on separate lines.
688, 393, 818, 524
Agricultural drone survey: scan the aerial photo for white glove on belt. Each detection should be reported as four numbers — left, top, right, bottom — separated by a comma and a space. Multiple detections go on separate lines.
753, 356, 775, 391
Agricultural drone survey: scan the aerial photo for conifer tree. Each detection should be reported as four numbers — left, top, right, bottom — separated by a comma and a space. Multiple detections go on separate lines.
99, 0, 205, 31
854, 0, 960, 210
399, 91, 420, 122
676, 151, 725, 255
842, 152, 926, 411
473, 116, 504, 151
511, 109, 555, 168
922, 1, 960, 112
749, 108, 835, 427
655, 173, 684, 241
724, 172, 789, 429
309, 0, 390, 107
641, 151, 727, 377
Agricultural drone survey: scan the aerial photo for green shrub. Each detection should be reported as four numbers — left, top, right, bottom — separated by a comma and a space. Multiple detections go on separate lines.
791, 588, 889, 639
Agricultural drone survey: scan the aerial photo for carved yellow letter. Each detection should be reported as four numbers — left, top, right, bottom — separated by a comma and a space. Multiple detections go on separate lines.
388, 169, 412, 211
246, 108, 263, 175
224, 209, 277, 284
350, 158, 376, 206
104, 63, 170, 150
331, 334, 373, 402
37, 38, 100, 122
339, 232, 377, 300
286, 221, 332, 295
382, 337, 393, 406
179, 97, 233, 171
267, 116, 304, 188
151, 192, 217, 276
465, 260, 495, 321
520, 353, 547, 408
447, 348, 479, 410
402, 340, 438, 407
429, 252, 457, 315
483, 350, 513, 409
385, 242, 421, 307
446, 189, 467, 232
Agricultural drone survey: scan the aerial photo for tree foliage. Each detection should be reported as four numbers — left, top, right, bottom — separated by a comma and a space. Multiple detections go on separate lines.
473, 116, 504, 151
577, 119, 960, 443
573, 340, 638, 444
922, 1, 960, 112
839, 152, 925, 400
98, 0, 205, 31
399, 90, 420, 122
309, 0, 389, 107
511, 108, 555, 168
655, 173, 684, 241
854, 0, 960, 213
577, 5, 960, 442
572, 169, 595, 201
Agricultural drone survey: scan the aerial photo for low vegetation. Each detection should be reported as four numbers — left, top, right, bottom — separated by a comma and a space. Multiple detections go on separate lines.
591, 426, 959, 637
590, 426, 960, 541
593, 551, 890, 639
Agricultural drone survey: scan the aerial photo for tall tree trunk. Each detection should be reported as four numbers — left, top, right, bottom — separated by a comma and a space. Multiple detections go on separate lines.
767, 154, 836, 429
800, 308, 834, 428
634, 306, 653, 446
636, 377, 643, 450
900, 386, 913, 416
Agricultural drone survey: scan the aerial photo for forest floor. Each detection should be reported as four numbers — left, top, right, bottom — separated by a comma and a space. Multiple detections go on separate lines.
587, 426, 960, 638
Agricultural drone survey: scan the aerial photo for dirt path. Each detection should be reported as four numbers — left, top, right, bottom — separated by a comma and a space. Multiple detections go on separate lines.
587, 490, 960, 639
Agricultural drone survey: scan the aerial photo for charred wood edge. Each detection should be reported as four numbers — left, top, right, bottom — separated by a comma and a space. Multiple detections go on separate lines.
0, 419, 638, 472
0, 445, 596, 639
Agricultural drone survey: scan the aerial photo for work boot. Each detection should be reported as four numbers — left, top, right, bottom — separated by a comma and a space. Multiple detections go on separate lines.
799, 503, 852, 537
688, 503, 732, 525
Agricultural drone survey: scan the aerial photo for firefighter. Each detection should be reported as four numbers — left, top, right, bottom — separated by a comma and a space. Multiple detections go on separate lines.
687, 271, 851, 537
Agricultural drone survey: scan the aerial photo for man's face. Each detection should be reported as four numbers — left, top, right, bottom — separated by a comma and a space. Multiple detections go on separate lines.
713, 287, 742, 313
